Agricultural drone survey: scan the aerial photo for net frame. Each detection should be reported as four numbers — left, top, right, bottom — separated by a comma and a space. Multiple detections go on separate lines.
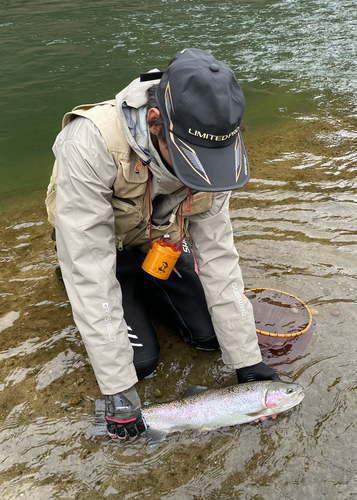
244, 287, 313, 338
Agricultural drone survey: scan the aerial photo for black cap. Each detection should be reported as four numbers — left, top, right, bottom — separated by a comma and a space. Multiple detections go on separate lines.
156, 48, 250, 192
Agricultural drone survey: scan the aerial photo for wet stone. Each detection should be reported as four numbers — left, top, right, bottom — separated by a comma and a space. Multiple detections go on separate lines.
70, 396, 82, 405
331, 310, 341, 316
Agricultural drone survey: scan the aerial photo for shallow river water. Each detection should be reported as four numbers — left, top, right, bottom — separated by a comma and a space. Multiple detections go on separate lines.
1, 0, 357, 499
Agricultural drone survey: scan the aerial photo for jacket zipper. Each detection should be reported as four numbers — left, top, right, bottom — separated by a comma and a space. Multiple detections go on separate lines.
112, 196, 143, 221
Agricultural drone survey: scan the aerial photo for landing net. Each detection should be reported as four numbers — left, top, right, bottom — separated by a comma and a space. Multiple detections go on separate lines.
244, 288, 313, 338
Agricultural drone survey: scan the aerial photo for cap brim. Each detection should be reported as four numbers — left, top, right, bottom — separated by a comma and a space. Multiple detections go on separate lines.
165, 129, 250, 192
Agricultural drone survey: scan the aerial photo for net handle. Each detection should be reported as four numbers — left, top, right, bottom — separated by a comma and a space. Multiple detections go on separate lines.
244, 287, 313, 338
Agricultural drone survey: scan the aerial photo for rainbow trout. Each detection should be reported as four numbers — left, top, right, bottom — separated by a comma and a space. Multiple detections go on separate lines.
92, 381, 304, 441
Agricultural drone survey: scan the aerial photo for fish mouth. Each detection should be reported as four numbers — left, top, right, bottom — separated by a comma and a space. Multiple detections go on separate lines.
290, 389, 305, 407
297, 389, 305, 399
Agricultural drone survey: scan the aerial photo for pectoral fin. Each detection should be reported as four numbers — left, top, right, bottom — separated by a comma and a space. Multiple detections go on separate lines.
246, 411, 264, 418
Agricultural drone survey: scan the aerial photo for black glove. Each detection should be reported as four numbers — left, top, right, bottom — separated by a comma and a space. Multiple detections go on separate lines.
105, 386, 147, 440
236, 362, 280, 384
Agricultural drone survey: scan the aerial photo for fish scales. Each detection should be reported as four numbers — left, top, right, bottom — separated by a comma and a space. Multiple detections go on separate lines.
142, 381, 304, 436
92, 380, 305, 440
142, 385, 264, 431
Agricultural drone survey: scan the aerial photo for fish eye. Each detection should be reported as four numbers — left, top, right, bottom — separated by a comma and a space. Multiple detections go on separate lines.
287, 388, 294, 394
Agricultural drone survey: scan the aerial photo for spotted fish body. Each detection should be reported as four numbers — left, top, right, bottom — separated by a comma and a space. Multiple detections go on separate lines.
142, 381, 304, 439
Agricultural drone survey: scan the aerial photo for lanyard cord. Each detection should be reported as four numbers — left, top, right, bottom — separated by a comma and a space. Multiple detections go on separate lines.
147, 167, 153, 249
180, 201, 183, 252
146, 166, 192, 252
181, 189, 191, 251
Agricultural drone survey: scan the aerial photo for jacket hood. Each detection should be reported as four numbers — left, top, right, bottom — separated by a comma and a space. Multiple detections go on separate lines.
115, 70, 161, 164
115, 71, 185, 197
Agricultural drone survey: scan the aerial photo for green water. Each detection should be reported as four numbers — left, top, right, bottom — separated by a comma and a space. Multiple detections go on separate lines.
1, 1, 357, 499
1, 0, 356, 204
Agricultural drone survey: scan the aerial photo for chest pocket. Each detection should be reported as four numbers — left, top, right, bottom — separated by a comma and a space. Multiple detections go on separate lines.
111, 196, 144, 231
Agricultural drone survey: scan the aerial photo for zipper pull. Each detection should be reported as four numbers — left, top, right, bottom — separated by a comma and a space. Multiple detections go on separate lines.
115, 235, 123, 251
186, 189, 192, 212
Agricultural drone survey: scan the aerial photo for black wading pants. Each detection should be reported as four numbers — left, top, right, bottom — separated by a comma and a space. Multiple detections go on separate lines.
116, 242, 219, 380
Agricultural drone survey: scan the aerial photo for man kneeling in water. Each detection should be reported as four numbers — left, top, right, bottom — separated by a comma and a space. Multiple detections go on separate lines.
46, 48, 279, 439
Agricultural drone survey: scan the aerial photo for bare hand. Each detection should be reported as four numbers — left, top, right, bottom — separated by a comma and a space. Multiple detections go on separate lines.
254, 414, 277, 423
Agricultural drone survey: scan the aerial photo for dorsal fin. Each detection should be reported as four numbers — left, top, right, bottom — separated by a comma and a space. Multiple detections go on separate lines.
182, 385, 208, 399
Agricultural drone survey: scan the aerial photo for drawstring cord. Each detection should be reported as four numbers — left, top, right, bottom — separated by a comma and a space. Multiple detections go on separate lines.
187, 189, 192, 213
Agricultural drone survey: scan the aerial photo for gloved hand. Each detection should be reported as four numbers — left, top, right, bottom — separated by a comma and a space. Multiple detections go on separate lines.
105, 386, 147, 440
236, 361, 280, 384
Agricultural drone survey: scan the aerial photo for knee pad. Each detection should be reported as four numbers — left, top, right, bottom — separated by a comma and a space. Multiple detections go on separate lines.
134, 354, 160, 380
194, 334, 220, 351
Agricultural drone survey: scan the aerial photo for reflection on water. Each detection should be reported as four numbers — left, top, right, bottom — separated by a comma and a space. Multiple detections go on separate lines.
0, 312, 20, 333
1, 0, 357, 498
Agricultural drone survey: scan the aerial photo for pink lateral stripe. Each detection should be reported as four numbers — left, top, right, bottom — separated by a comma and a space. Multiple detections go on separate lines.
105, 417, 137, 423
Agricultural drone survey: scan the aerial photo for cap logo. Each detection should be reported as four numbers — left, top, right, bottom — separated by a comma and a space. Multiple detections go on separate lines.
188, 126, 240, 142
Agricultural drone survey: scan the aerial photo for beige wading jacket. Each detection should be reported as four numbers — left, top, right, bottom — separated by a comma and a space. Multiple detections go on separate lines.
46, 73, 262, 395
